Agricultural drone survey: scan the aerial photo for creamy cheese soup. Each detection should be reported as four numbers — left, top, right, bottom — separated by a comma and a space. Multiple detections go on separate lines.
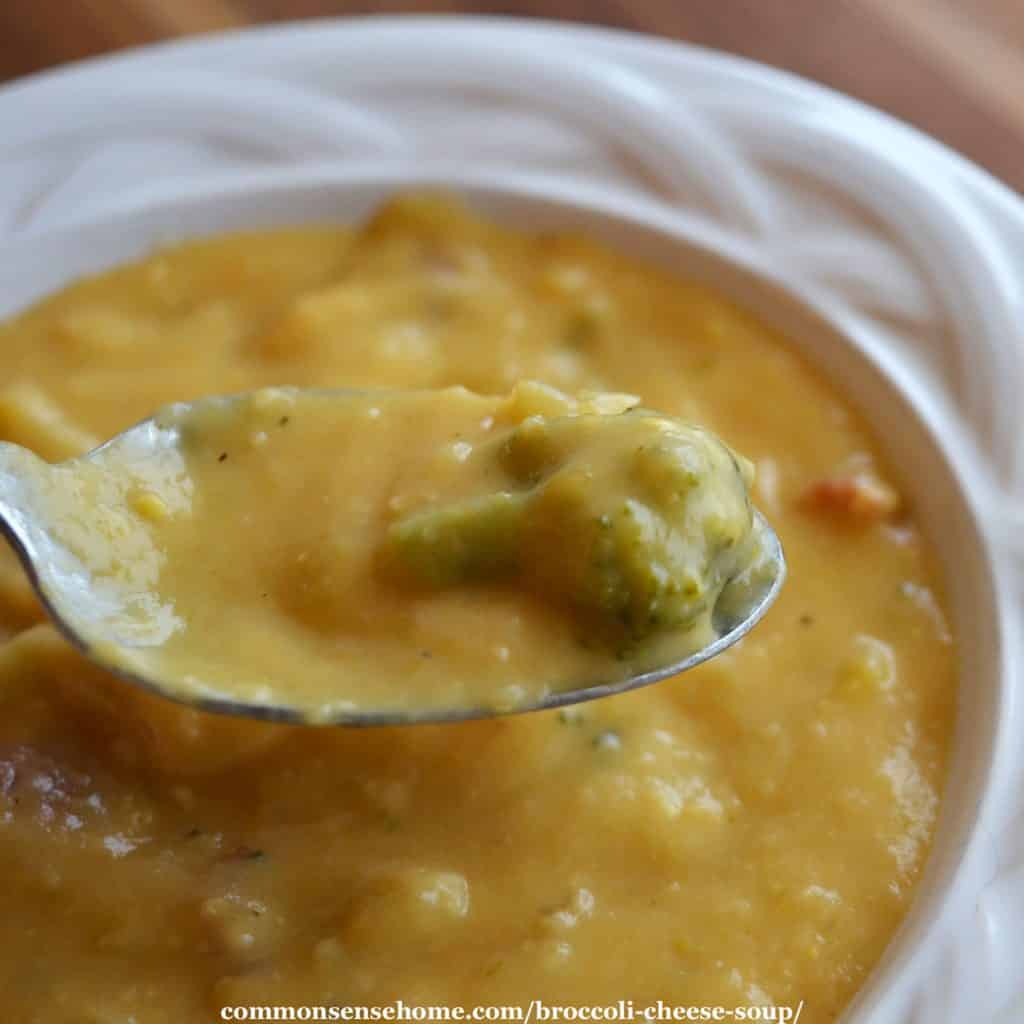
7, 381, 766, 717
0, 196, 954, 1022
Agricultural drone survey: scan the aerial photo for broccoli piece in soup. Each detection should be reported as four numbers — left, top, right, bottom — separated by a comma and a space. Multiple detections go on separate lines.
385, 387, 762, 654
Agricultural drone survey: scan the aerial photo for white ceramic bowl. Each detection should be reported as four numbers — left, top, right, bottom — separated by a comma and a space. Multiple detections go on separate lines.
0, 18, 1020, 1023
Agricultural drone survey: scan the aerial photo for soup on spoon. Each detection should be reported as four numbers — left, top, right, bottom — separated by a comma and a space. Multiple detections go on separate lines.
0, 381, 779, 721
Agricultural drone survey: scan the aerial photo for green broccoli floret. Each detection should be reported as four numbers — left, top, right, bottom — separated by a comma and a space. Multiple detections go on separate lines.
386, 491, 527, 587
512, 414, 756, 646
383, 398, 761, 655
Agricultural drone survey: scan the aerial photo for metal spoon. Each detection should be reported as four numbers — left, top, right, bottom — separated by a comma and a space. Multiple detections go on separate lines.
0, 400, 785, 727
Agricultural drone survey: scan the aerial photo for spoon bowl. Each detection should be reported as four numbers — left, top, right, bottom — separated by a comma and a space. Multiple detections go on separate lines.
0, 392, 786, 726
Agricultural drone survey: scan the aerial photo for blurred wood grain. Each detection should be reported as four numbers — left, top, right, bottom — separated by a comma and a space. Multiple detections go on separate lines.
1, 0, 1022, 192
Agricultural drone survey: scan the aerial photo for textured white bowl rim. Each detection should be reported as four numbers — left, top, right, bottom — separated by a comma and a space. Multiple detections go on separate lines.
0, 17, 1020, 1024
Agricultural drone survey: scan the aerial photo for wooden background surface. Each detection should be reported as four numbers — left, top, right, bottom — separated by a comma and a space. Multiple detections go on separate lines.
1, 1, 1022, 193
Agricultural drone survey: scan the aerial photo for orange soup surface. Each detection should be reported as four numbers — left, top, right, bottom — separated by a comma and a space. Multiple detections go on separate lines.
0, 197, 955, 1022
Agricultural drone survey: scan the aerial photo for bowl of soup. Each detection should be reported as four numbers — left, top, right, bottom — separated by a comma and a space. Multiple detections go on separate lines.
0, 165, 1008, 1023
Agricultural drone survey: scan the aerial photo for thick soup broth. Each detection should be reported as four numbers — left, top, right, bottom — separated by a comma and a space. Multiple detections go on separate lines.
0, 197, 955, 1022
